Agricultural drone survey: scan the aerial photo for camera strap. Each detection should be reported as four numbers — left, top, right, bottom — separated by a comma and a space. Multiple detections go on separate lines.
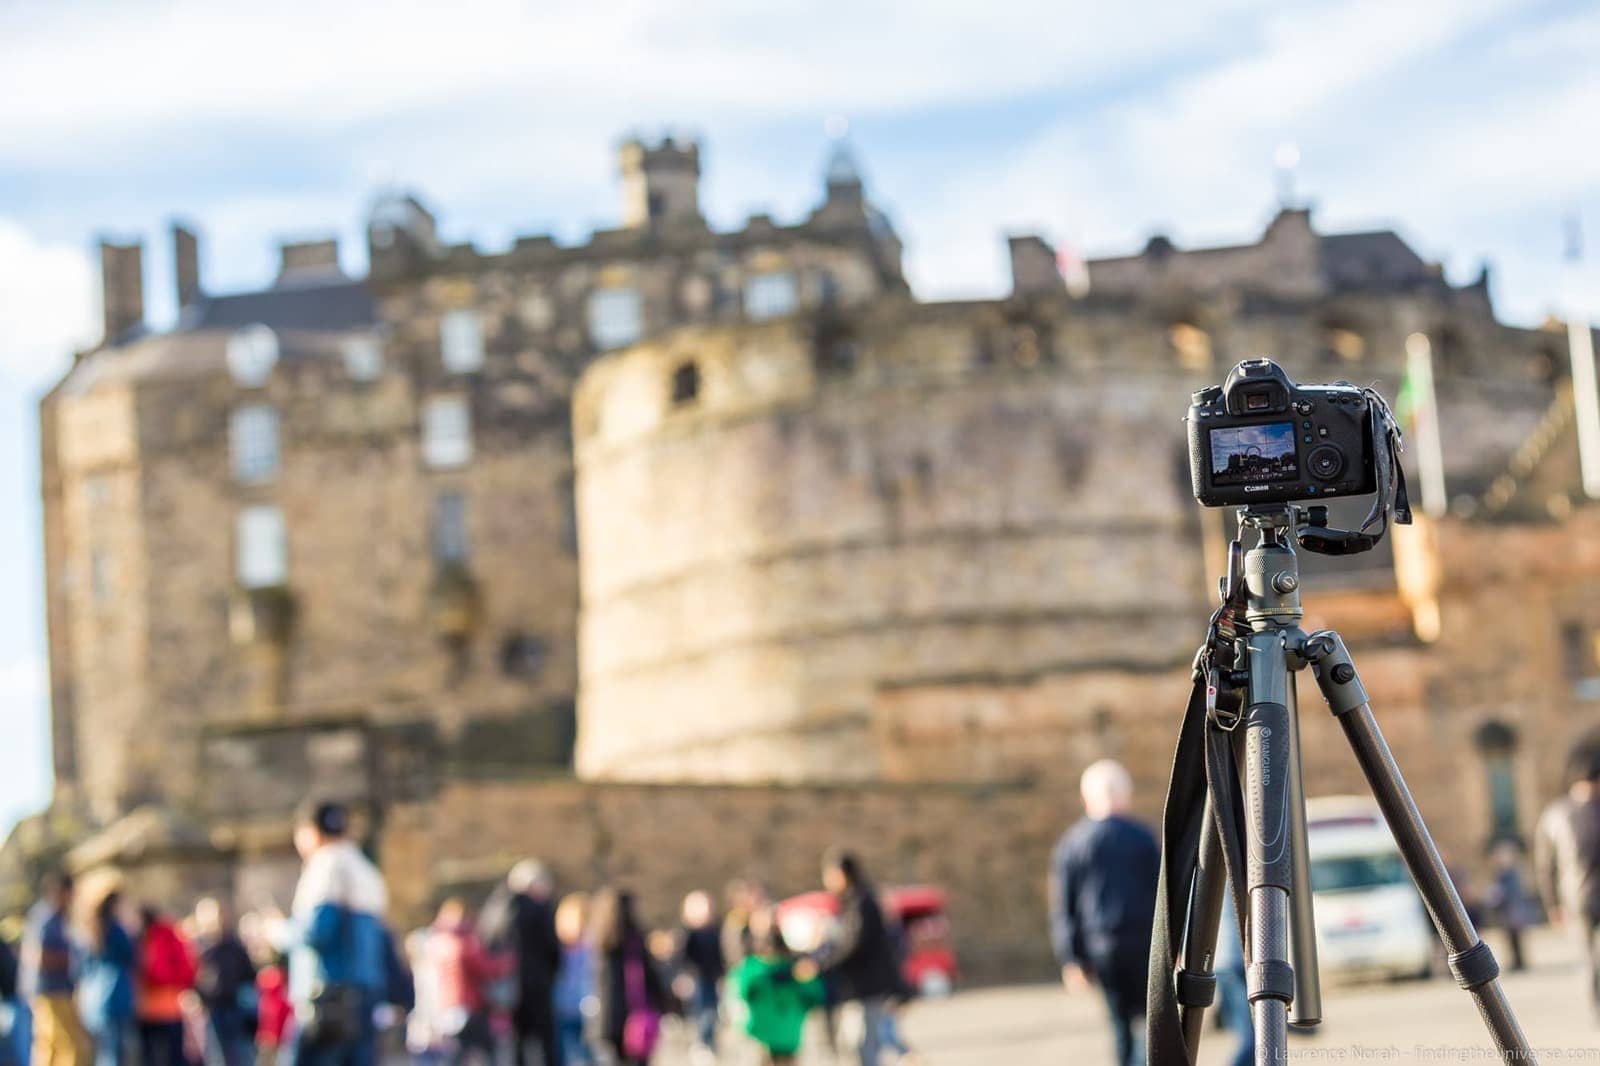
1146, 636, 1252, 1065
1295, 387, 1412, 555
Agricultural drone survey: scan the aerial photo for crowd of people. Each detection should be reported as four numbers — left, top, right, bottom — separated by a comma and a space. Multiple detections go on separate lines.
0, 801, 920, 1066
8, 747, 1599, 1066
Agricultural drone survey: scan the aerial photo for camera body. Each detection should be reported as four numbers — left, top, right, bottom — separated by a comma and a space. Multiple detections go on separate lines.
1187, 359, 1376, 507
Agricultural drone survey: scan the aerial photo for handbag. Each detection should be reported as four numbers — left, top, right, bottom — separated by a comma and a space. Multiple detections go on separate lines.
302, 982, 363, 1047
302, 905, 362, 1047
620, 944, 661, 1060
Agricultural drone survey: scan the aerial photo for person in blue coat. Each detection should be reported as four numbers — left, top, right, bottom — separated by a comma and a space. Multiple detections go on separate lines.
76, 879, 136, 1066
274, 801, 390, 1066
1048, 759, 1159, 1066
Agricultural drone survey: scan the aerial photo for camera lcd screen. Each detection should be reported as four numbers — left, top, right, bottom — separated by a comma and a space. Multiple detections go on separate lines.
1209, 422, 1298, 485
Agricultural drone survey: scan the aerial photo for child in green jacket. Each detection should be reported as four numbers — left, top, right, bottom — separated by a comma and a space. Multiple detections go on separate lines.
729, 917, 826, 1065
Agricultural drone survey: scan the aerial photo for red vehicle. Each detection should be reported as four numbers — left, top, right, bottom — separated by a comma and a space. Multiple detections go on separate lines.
775, 884, 957, 997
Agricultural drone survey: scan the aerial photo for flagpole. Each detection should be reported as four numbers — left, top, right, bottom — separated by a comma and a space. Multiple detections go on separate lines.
1404, 331, 1449, 517
1566, 214, 1600, 500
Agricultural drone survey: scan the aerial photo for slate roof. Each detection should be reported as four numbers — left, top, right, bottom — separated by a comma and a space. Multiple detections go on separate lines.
180, 278, 376, 333
1319, 230, 1437, 291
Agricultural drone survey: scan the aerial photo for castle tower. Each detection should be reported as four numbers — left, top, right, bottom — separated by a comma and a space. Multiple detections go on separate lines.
619, 136, 702, 228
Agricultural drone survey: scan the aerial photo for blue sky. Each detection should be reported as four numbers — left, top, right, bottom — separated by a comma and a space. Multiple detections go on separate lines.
2, 0, 1598, 833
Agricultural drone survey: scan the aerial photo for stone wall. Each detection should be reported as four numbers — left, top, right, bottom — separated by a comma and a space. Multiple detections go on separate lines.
571, 293, 1560, 787
381, 775, 1068, 981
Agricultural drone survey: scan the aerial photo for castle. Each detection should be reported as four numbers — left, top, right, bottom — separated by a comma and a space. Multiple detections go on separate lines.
15, 134, 1600, 978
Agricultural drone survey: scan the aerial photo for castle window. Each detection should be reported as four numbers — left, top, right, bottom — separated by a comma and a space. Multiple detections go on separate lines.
744, 272, 798, 320
432, 491, 470, 564
1564, 621, 1600, 700
236, 505, 287, 588
1473, 721, 1521, 844
226, 324, 279, 387
422, 395, 473, 469
229, 405, 280, 483
1168, 322, 1211, 370
588, 287, 642, 350
670, 361, 700, 406
500, 632, 547, 679
440, 309, 484, 373
342, 335, 384, 380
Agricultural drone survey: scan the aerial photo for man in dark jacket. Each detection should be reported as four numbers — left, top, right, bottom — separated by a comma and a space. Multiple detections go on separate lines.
1048, 759, 1159, 1066
809, 852, 900, 1066
505, 860, 562, 1066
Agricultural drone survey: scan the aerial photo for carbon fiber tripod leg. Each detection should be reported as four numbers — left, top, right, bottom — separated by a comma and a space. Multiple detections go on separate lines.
1306, 630, 1537, 1062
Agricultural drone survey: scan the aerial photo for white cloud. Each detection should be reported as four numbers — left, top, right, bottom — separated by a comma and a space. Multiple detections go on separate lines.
0, 0, 1262, 167
898, 0, 1600, 325
0, 221, 96, 388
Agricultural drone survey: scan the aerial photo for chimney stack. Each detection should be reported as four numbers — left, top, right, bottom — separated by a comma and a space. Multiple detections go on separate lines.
99, 239, 145, 344
1008, 235, 1065, 297
172, 222, 202, 308
277, 238, 342, 283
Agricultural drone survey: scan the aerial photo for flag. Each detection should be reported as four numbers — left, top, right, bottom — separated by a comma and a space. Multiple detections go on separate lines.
1565, 212, 1600, 500
1402, 332, 1448, 518
1056, 244, 1090, 299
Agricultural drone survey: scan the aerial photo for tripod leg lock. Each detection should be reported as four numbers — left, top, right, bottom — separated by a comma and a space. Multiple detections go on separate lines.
1303, 630, 1368, 717
1174, 969, 1217, 1008
1246, 959, 1296, 1004
1446, 940, 1502, 991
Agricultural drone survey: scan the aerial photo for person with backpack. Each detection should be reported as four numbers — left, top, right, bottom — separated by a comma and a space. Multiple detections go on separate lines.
75, 877, 136, 1066
273, 799, 390, 1066
192, 899, 256, 1066
729, 910, 825, 1066
588, 890, 668, 1066
134, 907, 196, 1066
1534, 745, 1600, 1017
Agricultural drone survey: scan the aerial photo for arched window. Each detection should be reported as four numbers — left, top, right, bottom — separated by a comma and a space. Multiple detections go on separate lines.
1473, 720, 1521, 844
670, 361, 700, 406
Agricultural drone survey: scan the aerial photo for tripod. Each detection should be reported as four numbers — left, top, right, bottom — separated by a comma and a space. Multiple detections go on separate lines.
1148, 503, 1535, 1064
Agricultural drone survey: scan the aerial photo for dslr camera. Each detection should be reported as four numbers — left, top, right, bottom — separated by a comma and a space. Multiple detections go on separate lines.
1187, 358, 1376, 508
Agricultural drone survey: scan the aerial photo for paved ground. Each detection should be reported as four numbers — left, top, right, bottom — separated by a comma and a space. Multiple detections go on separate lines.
657, 928, 1600, 1064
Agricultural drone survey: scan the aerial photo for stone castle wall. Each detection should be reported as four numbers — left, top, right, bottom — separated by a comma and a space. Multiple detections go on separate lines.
379, 775, 1066, 980
571, 291, 1562, 786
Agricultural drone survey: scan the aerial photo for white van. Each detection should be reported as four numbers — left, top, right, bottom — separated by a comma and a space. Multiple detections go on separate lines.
1306, 795, 1434, 980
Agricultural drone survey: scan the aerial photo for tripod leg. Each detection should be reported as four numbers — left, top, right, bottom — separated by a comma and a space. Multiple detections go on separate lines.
1179, 799, 1227, 1055
1285, 674, 1324, 1029
1240, 633, 1298, 1065
1307, 631, 1536, 1061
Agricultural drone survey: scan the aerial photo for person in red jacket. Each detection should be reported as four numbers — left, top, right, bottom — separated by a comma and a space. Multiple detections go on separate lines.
424, 898, 510, 1065
252, 956, 291, 1066
135, 907, 196, 1066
